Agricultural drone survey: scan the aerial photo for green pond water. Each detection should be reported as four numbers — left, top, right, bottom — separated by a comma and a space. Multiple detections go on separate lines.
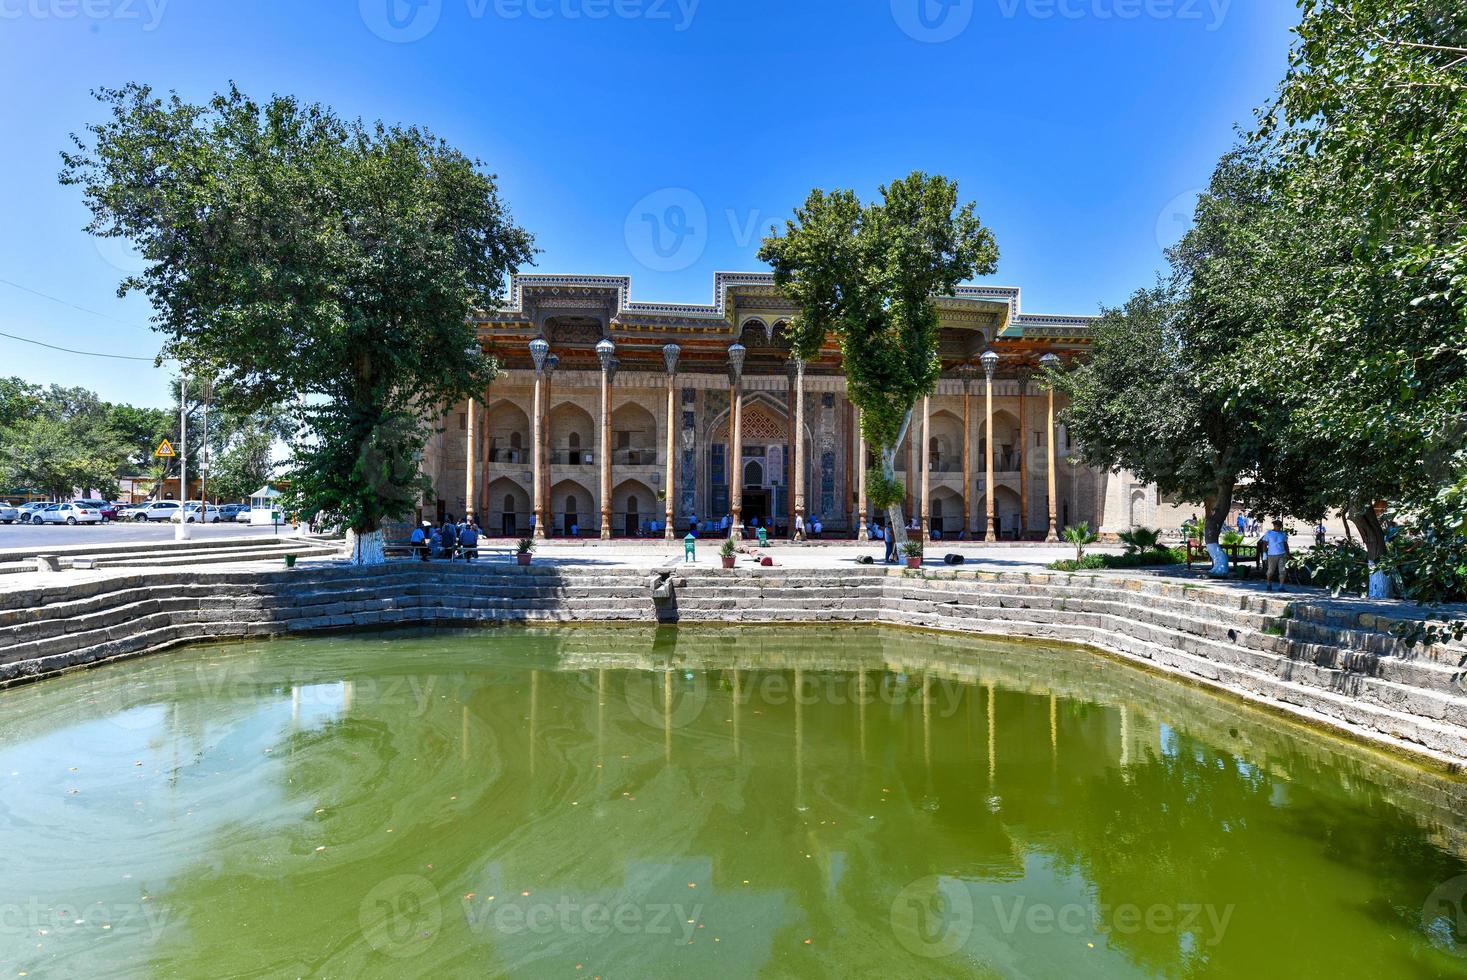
3, 626, 1467, 979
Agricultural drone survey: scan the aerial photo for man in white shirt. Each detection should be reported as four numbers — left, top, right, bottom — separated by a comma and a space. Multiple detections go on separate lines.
1262, 519, 1291, 592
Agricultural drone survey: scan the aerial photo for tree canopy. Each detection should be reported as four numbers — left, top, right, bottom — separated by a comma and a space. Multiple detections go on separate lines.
62, 84, 536, 561
759, 172, 997, 539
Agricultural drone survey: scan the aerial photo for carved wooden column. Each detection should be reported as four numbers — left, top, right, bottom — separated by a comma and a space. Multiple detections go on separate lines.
728, 343, 746, 542
597, 339, 616, 539
982, 349, 999, 541
529, 338, 549, 539
857, 408, 869, 541
481, 395, 491, 524
793, 356, 806, 540
1041, 352, 1061, 541
1016, 367, 1032, 538
663, 344, 680, 540
919, 395, 931, 541
465, 397, 477, 524
542, 352, 557, 535
785, 359, 797, 534
960, 366, 974, 539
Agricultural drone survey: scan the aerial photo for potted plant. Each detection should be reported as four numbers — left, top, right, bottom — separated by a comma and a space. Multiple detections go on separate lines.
719, 538, 737, 569
515, 537, 535, 566
902, 539, 924, 569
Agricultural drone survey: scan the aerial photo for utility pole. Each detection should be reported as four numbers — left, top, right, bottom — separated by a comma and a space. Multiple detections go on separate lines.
176, 376, 189, 540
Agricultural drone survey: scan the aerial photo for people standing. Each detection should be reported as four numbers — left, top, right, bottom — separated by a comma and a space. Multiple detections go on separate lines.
883, 524, 897, 565
440, 517, 459, 560
1314, 521, 1327, 547
1262, 519, 1291, 592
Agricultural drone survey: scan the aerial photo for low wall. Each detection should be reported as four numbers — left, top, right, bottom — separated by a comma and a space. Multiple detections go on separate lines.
2, 562, 1465, 769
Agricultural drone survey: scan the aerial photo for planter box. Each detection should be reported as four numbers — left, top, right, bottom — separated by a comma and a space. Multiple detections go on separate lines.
516, 553, 532, 566
721, 556, 736, 569
906, 557, 923, 569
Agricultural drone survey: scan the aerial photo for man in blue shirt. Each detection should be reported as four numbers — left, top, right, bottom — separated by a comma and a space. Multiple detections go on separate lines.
459, 521, 480, 562
1262, 519, 1291, 592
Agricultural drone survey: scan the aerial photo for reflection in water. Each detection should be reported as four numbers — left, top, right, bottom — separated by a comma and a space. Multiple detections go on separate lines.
1, 625, 1466, 978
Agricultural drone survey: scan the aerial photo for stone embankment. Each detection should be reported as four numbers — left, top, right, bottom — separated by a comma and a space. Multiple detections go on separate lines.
2, 562, 1465, 767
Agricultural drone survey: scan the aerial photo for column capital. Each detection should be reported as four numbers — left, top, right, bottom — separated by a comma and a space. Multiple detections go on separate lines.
530, 337, 550, 373
980, 349, 1000, 381
596, 338, 615, 373
663, 343, 681, 376
727, 343, 746, 387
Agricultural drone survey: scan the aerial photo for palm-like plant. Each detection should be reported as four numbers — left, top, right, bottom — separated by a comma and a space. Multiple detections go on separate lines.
1063, 522, 1099, 561
1117, 526, 1162, 554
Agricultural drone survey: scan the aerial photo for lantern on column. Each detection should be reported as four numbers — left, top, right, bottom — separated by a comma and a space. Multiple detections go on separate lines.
1039, 352, 1061, 374
544, 352, 558, 377
980, 349, 1000, 380
727, 343, 746, 386
596, 338, 616, 372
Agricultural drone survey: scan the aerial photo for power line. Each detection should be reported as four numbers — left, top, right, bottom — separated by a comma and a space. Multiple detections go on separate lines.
0, 329, 157, 362
0, 276, 154, 332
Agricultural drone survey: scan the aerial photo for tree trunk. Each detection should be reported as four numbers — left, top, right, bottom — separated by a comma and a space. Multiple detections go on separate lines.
1340, 508, 1354, 543
1202, 471, 1235, 577
1351, 503, 1394, 598
880, 408, 915, 549
345, 528, 386, 565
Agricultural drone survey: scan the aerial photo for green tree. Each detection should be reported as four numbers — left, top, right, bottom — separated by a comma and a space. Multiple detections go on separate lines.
0, 386, 130, 499
1058, 151, 1293, 574
62, 84, 536, 561
758, 172, 998, 544
1252, 0, 1467, 594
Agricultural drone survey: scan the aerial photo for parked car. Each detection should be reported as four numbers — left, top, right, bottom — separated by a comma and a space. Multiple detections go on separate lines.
133, 501, 182, 522
170, 502, 222, 524
216, 503, 247, 521
35, 503, 104, 525
0, 505, 18, 524
16, 502, 53, 522
75, 499, 118, 521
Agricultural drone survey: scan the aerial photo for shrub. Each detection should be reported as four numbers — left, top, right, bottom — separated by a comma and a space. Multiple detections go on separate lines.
719, 538, 736, 558
515, 537, 535, 555
1046, 548, 1186, 572
1289, 541, 1368, 596
1117, 527, 1162, 554
901, 539, 924, 558
1062, 522, 1099, 561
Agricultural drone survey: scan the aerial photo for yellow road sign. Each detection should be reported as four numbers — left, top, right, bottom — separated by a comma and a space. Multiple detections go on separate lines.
154, 439, 176, 458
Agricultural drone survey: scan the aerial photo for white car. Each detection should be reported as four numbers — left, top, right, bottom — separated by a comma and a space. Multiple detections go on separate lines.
170, 502, 223, 524
16, 502, 52, 522
0, 505, 18, 524
134, 501, 182, 522
34, 503, 103, 525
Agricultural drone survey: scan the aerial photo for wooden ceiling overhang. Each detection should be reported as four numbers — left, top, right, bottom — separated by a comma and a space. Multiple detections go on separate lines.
472, 273, 1097, 376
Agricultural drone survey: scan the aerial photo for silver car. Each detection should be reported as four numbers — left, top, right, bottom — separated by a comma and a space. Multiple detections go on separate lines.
0, 505, 18, 524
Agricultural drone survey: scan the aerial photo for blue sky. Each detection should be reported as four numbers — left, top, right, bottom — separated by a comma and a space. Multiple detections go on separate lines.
0, 0, 1299, 407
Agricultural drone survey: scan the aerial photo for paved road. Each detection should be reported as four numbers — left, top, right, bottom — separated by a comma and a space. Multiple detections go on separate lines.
0, 521, 292, 551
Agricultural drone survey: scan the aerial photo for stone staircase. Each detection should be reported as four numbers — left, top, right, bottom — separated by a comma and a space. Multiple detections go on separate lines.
0, 536, 339, 575
2, 561, 1466, 764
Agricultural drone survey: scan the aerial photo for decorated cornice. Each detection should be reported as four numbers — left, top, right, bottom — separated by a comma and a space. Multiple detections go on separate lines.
475, 272, 1097, 344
